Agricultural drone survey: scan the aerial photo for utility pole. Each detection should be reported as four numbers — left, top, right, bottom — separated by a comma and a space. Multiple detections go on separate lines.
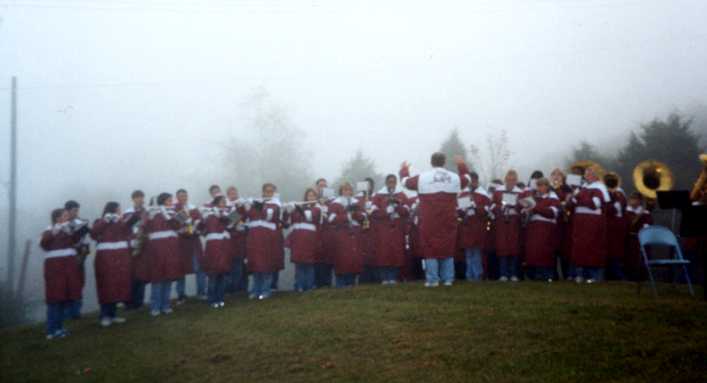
7, 76, 17, 293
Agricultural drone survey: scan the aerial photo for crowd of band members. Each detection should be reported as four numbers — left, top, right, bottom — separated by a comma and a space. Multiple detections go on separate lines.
40, 153, 659, 340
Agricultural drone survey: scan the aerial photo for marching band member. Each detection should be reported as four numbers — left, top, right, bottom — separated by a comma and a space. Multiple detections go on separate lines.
457, 172, 491, 281
491, 170, 527, 282
226, 186, 247, 293
359, 178, 378, 284
199, 196, 232, 308
604, 174, 628, 280
624, 192, 653, 281
40, 208, 83, 339
125, 190, 148, 309
400, 189, 420, 281
242, 183, 283, 300
370, 175, 409, 284
63, 200, 90, 319
550, 169, 574, 280
144, 193, 183, 316
570, 165, 610, 283
523, 178, 562, 281
285, 188, 322, 292
484, 179, 503, 280
399, 153, 470, 287
329, 182, 367, 287
314, 178, 335, 288
174, 189, 205, 302
91, 202, 136, 327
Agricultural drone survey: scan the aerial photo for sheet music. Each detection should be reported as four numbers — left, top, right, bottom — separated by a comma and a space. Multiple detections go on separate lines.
502, 192, 518, 206
457, 196, 473, 210
566, 174, 583, 187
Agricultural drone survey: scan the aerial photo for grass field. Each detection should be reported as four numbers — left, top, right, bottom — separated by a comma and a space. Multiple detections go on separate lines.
1, 281, 706, 383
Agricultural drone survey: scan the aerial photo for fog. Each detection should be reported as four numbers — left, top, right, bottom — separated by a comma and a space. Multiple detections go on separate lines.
1, 0, 706, 320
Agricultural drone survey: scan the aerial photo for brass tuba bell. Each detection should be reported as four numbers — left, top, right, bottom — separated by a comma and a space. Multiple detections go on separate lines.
633, 160, 673, 200
689, 154, 707, 202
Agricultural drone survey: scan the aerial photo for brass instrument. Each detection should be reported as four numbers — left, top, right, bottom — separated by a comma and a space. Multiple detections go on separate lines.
633, 160, 674, 200
569, 160, 605, 178
690, 154, 707, 203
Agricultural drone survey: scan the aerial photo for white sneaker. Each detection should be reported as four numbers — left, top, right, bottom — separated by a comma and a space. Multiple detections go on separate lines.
248, 293, 257, 300
219, 302, 225, 308
100, 317, 112, 327
443, 281, 453, 287
150, 309, 161, 317
258, 294, 270, 300
162, 308, 173, 315
381, 281, 389, 285
499, 276, 509, 282
586, 279, 596, 284
46, 334, 55, 340
389, 280, 397, 285
575, 276, 584, 284
510, 276, 519, 282
112, 317, 126, 324
210, 303, 220, 309
547, 278, 554, 283
424, 282, 439, 288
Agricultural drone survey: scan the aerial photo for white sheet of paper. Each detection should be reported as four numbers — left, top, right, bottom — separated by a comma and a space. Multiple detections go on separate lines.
502, 192, 518, 205
355, 182, 369, 193
566, 174, 583, 187
457, 196, 473, 210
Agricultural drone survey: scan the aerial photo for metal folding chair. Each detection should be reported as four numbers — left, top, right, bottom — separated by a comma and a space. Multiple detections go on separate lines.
638, 225, 694, 297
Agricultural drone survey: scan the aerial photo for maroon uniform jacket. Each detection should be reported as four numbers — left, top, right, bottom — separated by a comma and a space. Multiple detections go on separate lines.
40, 224, 83, 304
400, 163, 470, 259
370, 188, 409, 268
571, 181, 610, 268
524, 192, 562, 268
91, 215, 135, 304
328, 197, 366, 274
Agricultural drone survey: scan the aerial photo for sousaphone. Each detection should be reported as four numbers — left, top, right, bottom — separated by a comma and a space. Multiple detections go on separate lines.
633, 160, 674, 200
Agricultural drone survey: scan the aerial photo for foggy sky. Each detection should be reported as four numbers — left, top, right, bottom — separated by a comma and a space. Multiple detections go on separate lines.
1, 0, 707, 290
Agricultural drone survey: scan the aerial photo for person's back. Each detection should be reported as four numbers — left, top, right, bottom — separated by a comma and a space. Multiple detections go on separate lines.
399, 152, 469, 286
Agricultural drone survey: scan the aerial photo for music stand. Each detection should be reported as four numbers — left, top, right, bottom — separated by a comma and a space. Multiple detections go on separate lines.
657, 191, 691, 231
679, 205, 707, 300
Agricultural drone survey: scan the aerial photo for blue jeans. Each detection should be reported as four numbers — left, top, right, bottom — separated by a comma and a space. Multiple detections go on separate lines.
271, 271, 279, 290
335, 273, 357, 288
577, 267, 603, 280
226, 258, 244, 293
251, 272, 273, 298
64, 299, 82, 319
100, 303, 117, 319
176, 254, 207, 298
208, 274, 226, 304
129, 279, 146, 309
314, 263, 333, 288
377, 267, 400, 282
150, 281, 173, 312
294, 263, 315, 291
46, 302, 69, 335
464, 248, 484, 281
424, 257, 455, 284
499, 256, 518, 278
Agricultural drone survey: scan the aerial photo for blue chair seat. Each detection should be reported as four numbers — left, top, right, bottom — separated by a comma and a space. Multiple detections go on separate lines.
638, 225, 694, 297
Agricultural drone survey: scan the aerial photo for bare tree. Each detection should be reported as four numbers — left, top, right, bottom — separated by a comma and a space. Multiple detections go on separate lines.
469, 129, 511, 183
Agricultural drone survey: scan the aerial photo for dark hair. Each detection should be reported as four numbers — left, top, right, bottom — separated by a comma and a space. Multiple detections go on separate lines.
50, 208, 64, 224
431, 152, 446, 167
315, 178, 327, 185
103, 201, 120, 216
304, 188, 317, 201
469, 171, 479, 181
176, 188, 187, 195
212, 196, 225, 207
365, 177, 375, 192
131, 190, 145, 199
157, 193, 172, 206
530, 170, 544, 180
64, 200, 80, 210
517, 182, 526, 189
492, 179, 503, 185
385, 174, 397, 183
262, 182, 277, 192
209, 185, 221, 193
629, 191, 643, 201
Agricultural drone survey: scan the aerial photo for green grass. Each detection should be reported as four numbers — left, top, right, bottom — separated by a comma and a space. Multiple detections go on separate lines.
1, 282, 706, 383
